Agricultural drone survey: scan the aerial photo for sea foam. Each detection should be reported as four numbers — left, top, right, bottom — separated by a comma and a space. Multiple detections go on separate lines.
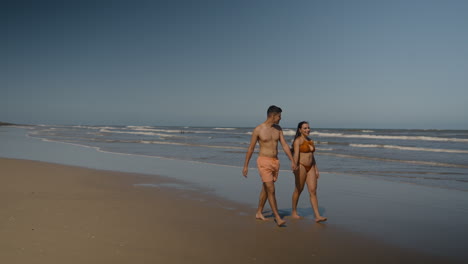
311, 132, 468, 143
350, 144, 468, 154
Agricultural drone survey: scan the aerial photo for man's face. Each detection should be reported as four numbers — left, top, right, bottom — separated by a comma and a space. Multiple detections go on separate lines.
273, 113, 282, 124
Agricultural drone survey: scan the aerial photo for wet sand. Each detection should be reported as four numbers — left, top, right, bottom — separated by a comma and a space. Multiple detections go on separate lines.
0, 158, 460, 263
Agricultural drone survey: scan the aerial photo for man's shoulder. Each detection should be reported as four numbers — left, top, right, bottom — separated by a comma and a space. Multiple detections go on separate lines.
272, 124, 283, 131
255, 123, 283, 132
251, 124, 265, 135
255, 123, 268, 130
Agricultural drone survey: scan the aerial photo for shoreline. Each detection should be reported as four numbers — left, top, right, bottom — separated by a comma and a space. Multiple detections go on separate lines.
0, 157, 459, 263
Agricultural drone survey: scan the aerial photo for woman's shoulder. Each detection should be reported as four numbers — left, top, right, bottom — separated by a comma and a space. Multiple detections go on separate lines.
296, 137, 306, 144
293, 137, 303, 144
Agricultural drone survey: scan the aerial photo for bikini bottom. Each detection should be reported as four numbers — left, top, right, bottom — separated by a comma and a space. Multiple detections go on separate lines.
300, 162, 313, 172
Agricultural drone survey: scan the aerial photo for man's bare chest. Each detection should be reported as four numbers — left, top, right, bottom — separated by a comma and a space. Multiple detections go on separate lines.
258, 130, 280, 143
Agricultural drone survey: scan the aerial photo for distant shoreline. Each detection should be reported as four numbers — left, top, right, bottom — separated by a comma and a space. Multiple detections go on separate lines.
0, 121, 32, 127
0, 121, 15, 126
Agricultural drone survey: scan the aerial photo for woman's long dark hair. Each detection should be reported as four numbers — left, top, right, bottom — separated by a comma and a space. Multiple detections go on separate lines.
291, 121, 309, 153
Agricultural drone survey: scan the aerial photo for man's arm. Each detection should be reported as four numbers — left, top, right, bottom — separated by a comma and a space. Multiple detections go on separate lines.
279, 130, 297, 171
242, 128, 259, 177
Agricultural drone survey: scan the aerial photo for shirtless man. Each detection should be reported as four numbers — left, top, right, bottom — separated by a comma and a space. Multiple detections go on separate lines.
242, 105, 296, 226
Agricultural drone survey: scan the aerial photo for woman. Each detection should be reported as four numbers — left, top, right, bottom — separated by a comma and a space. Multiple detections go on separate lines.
291, 121, 327, 222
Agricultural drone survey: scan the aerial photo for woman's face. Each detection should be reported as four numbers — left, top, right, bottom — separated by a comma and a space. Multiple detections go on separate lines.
300, 123, 310, 136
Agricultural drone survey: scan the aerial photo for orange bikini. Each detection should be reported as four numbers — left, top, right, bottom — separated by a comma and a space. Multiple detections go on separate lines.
299, 140, 315, 153
299, 140, 315, 172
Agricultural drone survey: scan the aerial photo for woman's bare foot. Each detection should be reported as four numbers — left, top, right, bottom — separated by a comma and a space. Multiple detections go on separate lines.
315, 216, 328, 223
291, 212, 303, 219
275, 217, 286, 227
256, 212, 267, 221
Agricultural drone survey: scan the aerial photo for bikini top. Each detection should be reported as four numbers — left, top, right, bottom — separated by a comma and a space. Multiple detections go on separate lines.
299, 140, 315, 153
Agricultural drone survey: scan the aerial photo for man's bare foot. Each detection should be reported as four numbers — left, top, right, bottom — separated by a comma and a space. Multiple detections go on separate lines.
291, 212, 303, 219
275, 217, 286, 226
315, 216, 328, 223
256, 213, 267, 221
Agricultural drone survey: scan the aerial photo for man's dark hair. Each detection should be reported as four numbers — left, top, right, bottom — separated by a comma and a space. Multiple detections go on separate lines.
267, 105, 282, 116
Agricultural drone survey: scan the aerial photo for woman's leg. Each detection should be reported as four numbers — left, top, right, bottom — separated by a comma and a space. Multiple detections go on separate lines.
291, 166, 307, 219
306, 167, 327, 222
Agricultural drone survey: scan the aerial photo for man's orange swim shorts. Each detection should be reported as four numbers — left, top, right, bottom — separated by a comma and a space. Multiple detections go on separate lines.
257, 156, 280, 183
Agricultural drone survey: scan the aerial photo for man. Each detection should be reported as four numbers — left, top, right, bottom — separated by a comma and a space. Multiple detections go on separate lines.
242, 105, 296, 226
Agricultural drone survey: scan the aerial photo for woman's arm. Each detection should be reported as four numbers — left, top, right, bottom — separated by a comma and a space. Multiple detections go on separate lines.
312, 155, 320, 178
293, 139, 300, 169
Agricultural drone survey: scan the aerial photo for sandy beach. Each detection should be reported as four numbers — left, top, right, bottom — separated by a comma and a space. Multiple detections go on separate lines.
0, 157, 460, 264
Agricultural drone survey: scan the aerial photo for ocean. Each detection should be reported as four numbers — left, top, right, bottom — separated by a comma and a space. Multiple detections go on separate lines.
27, 124, 468, 192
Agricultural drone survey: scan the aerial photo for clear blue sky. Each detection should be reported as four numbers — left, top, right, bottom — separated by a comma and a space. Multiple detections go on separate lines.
3, 0, 468, 129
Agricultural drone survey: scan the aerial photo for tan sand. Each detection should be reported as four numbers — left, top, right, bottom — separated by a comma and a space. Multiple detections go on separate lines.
0, 158, 458, 263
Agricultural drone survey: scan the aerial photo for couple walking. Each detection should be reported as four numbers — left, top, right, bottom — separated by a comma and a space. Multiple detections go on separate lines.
242, 105, 327, 226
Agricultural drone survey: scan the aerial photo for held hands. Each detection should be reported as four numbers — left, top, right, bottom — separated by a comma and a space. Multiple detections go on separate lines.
291, 161, 298, 172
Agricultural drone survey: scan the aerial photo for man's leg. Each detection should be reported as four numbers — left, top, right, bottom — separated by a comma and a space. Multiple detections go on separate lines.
264, 181, 286, 226
256, 184, 268, 220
